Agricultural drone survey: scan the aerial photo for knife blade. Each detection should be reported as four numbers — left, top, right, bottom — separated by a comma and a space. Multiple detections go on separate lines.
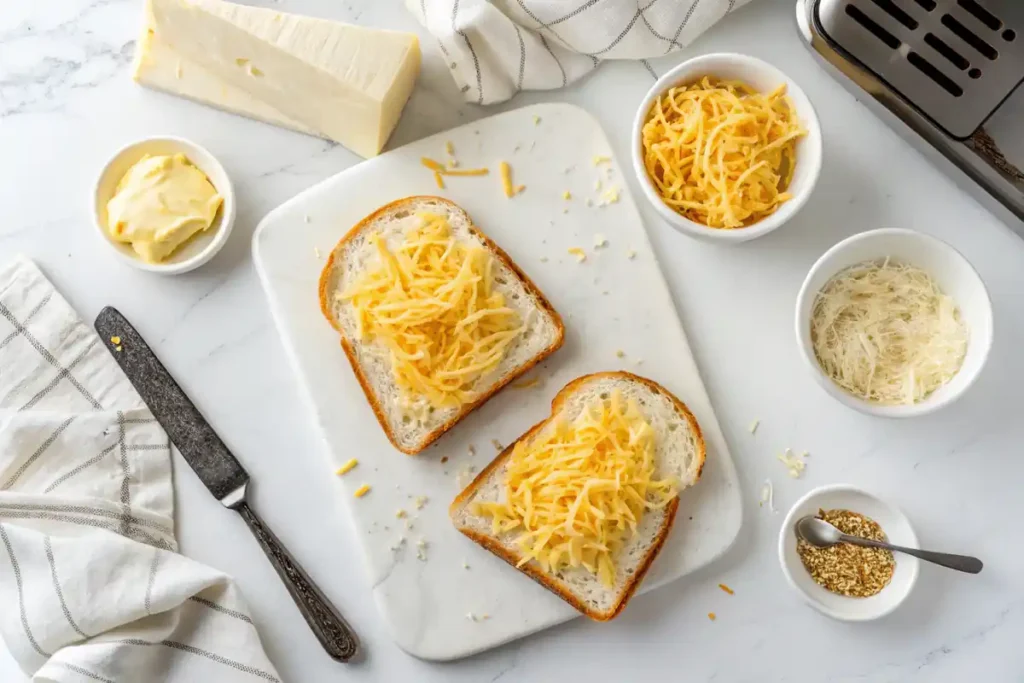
94, 306, 359, 663
94, 307, 248, 505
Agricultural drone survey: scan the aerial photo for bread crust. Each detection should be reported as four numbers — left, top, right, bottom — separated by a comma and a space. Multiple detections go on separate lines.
318, 196, 565, 455
449, 371, 706, 621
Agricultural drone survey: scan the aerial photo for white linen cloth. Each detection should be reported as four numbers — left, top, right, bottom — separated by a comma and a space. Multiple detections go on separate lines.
0, 257, 280, 683
408, 0, 755, 104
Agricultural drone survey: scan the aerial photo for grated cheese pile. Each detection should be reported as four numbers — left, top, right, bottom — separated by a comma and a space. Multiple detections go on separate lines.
471, 390, 678, 587
641, 77, 806, 229
340, 212, 522, 411
811, 259, 968, 405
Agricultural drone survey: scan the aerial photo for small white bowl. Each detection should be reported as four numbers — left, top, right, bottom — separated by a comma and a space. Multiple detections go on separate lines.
778, 484, 919, 622
795, 228, 993, 417
631, 53, 822, 243
93, 136, 236, 275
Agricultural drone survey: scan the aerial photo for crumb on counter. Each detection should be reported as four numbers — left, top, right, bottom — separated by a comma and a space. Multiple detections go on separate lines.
445, 140, 454, 155
749, 419, 760, 434
395, 509, 407, 519
413, 495, 428, 510
513, 377, 540, 389
540, 256, 549, 263
562, 190, 572, 200
303, 214, 311, 224
335, 458, 358, 476
594, 179, 602, 191
115, 346, 123, 352
533, 115, 541, 125
626, 248, 637, 259
353, 483, 371, 498
599, 187, 621, 205
441, 456, 449, 464
593, 234, 608, 248
615, 349, 625, 358
491, 439, 504, 451
568, 247, 586, 262
462, 560, 470, 569
708, 612, 716, 621
314, 247, 322, 259
719, 583, 734, 595
468, 444, 476, 456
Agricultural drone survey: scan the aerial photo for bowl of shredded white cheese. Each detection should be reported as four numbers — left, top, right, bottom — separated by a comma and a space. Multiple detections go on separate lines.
795, 228, 992, 417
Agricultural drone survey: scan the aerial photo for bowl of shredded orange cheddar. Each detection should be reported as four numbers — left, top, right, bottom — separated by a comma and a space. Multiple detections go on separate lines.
632, 53, 821, 243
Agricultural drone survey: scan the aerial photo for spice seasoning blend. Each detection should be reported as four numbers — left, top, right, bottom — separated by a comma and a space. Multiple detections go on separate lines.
797, 508, 895, 598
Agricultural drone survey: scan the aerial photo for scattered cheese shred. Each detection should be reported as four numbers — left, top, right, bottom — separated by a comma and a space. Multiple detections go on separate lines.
471, 390, 678, 588
719, 583, 734, 595
500, 162, 512, 196
777, 449, 806, 478
335, 458, 358, 475
708, 612, 717, 621
811, 259, 968, 405
109, 336, 121, 345
339, 213, 522, 411
593, 155, 612, 165
413, 495, 428, 510
422, 157, 489, 187
513, 377, 541, 389
749, 419, 759, 434
421, 157, 445, 171
445, 140, 455, 155
562, 190, 572, 200
640, 77, 806, 229
594, 234, 608, 248
759, 478, 775, 512
568, 247, 587, 263
533, 115, 541, 125
354, 484, 371, 498
627, 249, 637, 260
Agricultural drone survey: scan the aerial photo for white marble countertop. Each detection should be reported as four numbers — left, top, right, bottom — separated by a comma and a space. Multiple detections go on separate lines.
2, 0, 1022, 680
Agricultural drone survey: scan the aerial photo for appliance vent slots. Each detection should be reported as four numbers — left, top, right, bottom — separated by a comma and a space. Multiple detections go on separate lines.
817, 0, 1024, 138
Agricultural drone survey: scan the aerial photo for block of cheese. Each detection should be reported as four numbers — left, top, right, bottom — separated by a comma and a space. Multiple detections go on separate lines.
134, 0, 420, 158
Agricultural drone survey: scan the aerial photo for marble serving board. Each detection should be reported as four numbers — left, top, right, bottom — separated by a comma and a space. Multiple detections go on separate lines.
252, 103, 742, 660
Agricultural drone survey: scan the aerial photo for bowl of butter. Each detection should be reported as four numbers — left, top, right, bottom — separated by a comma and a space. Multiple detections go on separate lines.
93, 136, 235, 274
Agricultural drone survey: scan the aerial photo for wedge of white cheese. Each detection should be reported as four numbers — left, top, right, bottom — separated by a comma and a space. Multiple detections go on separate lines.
134, 0, 420, 158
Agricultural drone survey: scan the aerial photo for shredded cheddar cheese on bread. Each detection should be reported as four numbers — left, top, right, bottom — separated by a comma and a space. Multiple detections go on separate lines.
340, 213, 522, 411
641, 77, 806, 229
471, 390, 678, 587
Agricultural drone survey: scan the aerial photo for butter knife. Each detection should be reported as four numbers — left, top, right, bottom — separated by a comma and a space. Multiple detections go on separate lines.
95, 306, 359, 663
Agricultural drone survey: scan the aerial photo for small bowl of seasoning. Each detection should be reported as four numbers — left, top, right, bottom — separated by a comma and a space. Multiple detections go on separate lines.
778, 484, 919, 621
93, 136, 236, 275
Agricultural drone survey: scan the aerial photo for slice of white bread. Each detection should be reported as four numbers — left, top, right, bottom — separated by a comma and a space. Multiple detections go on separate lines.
319, 196, 564, 454
450, 371, 706, 621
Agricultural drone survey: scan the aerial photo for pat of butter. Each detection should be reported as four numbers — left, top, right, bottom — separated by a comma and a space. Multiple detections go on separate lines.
106, 153, 222, 263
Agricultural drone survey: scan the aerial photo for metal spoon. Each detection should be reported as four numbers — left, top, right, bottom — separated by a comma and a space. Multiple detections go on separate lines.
796, 516, 983, 574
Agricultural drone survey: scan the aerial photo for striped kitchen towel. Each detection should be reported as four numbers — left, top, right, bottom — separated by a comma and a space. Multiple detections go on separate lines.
0, 257, 280, 682
408, 0, 755, 104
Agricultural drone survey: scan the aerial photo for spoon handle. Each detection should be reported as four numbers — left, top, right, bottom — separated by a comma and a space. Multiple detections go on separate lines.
840, 535, 983, 574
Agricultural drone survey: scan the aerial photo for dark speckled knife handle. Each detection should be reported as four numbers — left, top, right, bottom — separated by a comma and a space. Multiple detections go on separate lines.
237, 503, 360, 662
